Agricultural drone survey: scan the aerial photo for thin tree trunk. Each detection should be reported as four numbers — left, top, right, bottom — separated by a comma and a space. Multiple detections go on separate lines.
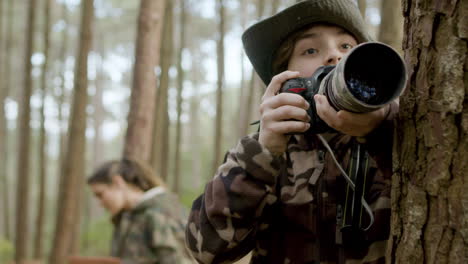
55, 1, 69, 231
0, 0, 10, 242
173, 0, 186, 194
238, 0, 265, 138
15, 0, 37, 261
1, 0, 15, 242
357, 0, 367, 20
33, 0, 51, 259
389, 0, 468, 263
272, 0, 280, 14
211, 0, 226, 176
378, 0, 403, 52
92, 39, 106, 169
237, 0, 248, 139
123, 0, 166, 162
189, 74, 202, 189
49, 0, 94, 263
151, 0, 173, 182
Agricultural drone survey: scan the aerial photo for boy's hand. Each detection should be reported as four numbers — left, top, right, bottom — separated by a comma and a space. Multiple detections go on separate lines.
314, 94, 389, 137
259, 71, 311, 155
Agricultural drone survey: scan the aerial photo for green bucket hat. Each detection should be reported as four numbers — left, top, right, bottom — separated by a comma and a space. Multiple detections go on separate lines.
242, 0, 372, 86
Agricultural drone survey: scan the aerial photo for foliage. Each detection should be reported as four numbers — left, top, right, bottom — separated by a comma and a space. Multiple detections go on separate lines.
0, 237, 13, 263
80, 217, 113, 256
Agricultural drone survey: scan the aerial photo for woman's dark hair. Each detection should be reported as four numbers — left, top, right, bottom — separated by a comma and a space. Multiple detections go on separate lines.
87, 158, 164, 191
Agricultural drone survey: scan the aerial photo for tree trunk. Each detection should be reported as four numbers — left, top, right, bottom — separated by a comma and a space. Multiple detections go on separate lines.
151, 0, 173, 182
49, 0, 94, 263
0, 0, 11, 241
378, 0, 403, 52
92, 40, 106, 170
238, 0, 265, 138
211, 0, 226, 177
33, 0, 52, 259
123, 0, 165, 162
357, 0, 367, 20
55, 1, 70, 233
272, 0, 280, 14
237, 0, 247, 139
15, 0, 37, 261
173, 0, 186, 194
189, 75, 202, 189
389, 0, 468, 263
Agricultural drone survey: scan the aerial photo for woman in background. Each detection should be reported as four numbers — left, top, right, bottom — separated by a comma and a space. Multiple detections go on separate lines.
88, 158, 194, 264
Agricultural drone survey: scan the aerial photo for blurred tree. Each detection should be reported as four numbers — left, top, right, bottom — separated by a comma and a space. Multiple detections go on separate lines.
151, 0, 174, 182
272, 0, 280, 13
49, 0, 94, 262
123, 0, 166, 162
237, 0, 248, 139
92, 42, 106, 170
189, 62, 202, 189
212, 0, 226, 177
238, 0, 265, 138
389, 0, 468, 263
378, 0, 403, 51
357, 0, 367, 20
173, 0, 187, 194
2, 0, 14, 243
33, 0, 52, 259
14, 0, 37, 261
0, 0, 11, 242
56, 0, 70, 217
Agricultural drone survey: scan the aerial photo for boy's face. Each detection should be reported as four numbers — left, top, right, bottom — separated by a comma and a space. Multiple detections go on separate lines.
287, 24, 358, 77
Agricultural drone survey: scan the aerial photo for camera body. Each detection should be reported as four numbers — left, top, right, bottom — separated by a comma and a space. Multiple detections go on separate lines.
280, 42, 407, 134
280, 65, 335, 134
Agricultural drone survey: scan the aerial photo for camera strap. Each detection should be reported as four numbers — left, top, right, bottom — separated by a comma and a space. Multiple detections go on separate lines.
317, 135, 374, 231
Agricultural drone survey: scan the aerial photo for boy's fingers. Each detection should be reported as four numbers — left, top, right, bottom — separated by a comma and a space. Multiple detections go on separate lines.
263, 71, 300, 99
264, 105, 310, 123
264, 93, 310, 110
314, 94, 339, 127
267, 120, 310, 134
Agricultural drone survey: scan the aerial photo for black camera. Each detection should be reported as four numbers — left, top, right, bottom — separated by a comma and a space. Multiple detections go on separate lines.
280, 42, 407, 134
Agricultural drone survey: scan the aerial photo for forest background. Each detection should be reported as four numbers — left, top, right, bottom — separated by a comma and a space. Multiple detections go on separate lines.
1, 0, 466, 263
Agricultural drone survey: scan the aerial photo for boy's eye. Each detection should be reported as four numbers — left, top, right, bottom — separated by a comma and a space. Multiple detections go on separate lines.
341, 43, 353, 49
304, 48, 318, 55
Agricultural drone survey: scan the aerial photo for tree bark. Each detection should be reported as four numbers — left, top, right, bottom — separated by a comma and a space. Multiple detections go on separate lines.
151, 0, 173, 182
15, 0, 37, 261
378, 0, 403, 52
33, 0, 52, 259
123, 0, 165, 162
389, 0, 468, 263
211, 0, 226, 177
173, 0, 186, 194
49, 0, 94, 263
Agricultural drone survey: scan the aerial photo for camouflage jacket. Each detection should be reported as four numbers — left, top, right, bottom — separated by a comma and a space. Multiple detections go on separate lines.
186, 108, 396, 264
111, 187, 195, 264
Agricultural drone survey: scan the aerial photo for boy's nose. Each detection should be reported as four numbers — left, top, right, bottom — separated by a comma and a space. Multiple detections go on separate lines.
325, 53, 342, 65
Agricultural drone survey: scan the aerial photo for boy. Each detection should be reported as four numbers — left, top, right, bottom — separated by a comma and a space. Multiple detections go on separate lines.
186, 0, 398, 263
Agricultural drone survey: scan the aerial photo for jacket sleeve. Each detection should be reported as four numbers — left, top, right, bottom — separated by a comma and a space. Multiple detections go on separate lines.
185, 133, 283, 264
